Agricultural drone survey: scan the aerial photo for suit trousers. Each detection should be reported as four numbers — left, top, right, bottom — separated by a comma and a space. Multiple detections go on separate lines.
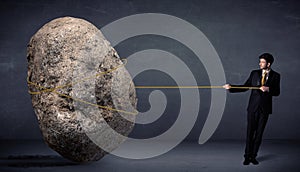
244, 108, 269, 158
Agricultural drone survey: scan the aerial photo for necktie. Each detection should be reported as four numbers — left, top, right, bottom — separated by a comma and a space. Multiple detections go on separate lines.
261, 71, 267, 86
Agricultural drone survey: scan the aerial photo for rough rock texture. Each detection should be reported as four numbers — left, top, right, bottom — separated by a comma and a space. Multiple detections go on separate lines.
27, 17, 137, 162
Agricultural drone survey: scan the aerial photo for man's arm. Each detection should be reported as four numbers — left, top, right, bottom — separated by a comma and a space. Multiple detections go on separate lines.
268, 73, 280, 96
223, 71, 253, 93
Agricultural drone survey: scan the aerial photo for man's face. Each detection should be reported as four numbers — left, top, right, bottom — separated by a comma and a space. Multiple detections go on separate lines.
259, 58, 270, 69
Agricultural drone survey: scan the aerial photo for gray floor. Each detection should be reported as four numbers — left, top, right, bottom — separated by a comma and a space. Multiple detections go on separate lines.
0, 140, 299, 172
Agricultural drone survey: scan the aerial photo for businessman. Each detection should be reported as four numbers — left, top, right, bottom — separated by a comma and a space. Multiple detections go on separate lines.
223, 53, 280, 165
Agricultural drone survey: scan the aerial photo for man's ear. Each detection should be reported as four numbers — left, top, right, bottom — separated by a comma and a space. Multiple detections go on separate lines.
267, 63, 271, 68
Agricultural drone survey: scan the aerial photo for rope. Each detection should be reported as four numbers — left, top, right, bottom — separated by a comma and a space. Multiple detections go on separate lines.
27, 58, 259, 115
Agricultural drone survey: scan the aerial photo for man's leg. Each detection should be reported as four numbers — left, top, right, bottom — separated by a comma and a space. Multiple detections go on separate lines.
244, 111, 257, 159
243, 111, 259, 165
252, 110, 269, 159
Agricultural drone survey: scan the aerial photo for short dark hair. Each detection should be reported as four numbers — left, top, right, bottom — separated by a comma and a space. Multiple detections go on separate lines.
259, 53, 274, 65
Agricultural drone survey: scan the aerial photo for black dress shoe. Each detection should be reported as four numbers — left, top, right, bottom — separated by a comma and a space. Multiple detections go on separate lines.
251, 158, 259, 165
243, 158, 251, 165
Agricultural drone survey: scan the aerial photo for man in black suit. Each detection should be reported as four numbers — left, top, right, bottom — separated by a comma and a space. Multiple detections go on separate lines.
223, 53, 280, 165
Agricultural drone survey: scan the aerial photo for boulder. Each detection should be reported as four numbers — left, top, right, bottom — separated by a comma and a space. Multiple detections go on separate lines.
27, 17, 137, 162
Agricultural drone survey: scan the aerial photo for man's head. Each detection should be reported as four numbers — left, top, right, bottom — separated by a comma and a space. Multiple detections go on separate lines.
259, 53, 274, 70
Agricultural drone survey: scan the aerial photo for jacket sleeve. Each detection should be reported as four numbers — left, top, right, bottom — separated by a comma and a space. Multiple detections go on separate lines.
269, 73, 280, 96
229, 71, 253, 93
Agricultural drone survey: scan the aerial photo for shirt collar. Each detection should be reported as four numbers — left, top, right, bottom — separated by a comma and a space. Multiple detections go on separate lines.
262, 68, 271, 74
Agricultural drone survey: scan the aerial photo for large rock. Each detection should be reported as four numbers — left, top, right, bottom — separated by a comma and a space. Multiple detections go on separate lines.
27, 17, 137, 162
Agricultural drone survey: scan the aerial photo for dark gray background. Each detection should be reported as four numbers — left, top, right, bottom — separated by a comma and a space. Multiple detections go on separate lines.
0, 0, 299, 141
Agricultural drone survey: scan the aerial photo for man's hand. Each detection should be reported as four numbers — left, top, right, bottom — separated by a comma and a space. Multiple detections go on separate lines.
223, 84, 231, 90
260, 86, 269, 92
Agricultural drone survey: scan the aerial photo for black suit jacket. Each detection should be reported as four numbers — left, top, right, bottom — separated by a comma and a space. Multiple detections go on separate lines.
229, 69, 280, 114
